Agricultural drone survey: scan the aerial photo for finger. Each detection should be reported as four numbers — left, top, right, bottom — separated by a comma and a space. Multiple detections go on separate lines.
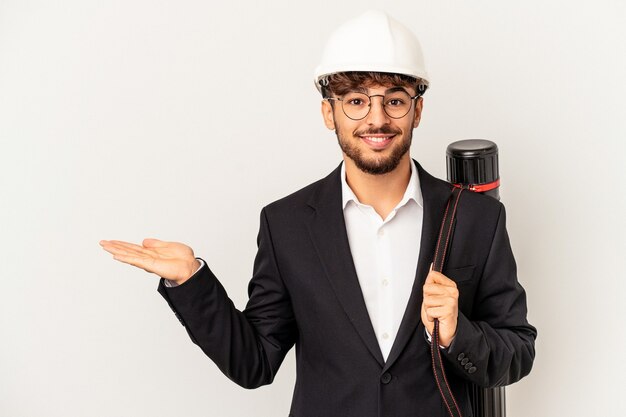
425, 270, 435, 284
103, 240, 160, 258
425, 306, 454, 320
111, 253, 155, 271
143, 238, 168, 248
422, 283, 451, 296
427, 271, 457, 287
103, 241, 158, 258
101, 244, 149, 260
423, 283, 459, 298
421, 303, 434, 323
102, 240, 146, 252
101, 245, 123, 256
100, 243, 144, 257
424, 294, 457, 305
422, 294, 457, 308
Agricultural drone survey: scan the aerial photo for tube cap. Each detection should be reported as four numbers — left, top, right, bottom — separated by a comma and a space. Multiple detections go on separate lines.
446, 139, 499, 186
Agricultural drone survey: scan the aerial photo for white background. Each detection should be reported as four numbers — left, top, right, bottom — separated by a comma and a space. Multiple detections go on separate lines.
1, 1, 624, 416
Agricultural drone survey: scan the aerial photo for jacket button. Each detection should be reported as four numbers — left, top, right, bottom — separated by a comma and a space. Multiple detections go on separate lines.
457, 353, 465, 361
468, 366, 477, 374
381, 373, 392, 384
464, 362, 473, 370
461, 358, 469, 366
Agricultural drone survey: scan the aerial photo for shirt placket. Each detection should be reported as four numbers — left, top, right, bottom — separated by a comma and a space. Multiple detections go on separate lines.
376, 220, 394, 360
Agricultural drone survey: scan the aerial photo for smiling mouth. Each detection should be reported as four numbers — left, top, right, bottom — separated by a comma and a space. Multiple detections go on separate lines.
359, 134, 396, 148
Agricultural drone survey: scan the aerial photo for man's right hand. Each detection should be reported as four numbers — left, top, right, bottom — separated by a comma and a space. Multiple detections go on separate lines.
99, 238, 201, 285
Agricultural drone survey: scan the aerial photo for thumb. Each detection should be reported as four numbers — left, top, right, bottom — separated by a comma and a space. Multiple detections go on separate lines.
143, 238, 167, 248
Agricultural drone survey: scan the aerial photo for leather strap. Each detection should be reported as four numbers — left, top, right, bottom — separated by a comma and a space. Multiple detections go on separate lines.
430, 186, 464, 417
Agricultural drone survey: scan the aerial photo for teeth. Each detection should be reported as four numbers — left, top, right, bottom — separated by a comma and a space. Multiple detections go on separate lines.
363, 136, 391, 142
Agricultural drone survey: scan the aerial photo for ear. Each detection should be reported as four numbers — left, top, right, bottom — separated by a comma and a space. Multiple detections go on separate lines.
413, 97, 424, 128
321, 100, 336, 130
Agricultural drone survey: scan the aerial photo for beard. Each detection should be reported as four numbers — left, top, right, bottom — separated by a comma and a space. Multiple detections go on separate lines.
336, 125, 412, 175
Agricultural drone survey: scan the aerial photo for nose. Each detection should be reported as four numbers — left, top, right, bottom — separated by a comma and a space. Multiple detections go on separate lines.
365, 95, 390, 125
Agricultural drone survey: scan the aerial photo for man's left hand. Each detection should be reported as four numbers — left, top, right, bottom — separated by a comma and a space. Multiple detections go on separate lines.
421, 267, 459, 348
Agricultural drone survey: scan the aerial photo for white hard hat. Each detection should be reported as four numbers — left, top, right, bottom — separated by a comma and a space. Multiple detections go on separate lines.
314, 10, 430, 93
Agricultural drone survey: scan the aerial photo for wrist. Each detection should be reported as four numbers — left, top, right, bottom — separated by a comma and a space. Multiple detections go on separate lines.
191, 258, 201, 275
171, 259, 201, 285
440, 330, 457, 349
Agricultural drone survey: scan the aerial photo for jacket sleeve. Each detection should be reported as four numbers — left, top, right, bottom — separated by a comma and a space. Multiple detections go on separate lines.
157, 207, 297, 389
443, 203, 537, 388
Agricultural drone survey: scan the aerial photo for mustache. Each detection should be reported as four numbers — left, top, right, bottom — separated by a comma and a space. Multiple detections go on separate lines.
354, 126, 401, 136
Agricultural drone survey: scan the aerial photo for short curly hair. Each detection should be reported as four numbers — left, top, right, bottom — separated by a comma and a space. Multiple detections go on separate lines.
320, 71, 428, 98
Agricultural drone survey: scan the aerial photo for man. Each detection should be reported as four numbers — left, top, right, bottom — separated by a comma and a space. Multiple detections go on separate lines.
100, 10, 536, 417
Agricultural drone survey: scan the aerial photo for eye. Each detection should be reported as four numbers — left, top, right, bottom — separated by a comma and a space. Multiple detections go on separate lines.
386, 98, 406, 107
347, 98, 365, 106
342, 92, 369, 107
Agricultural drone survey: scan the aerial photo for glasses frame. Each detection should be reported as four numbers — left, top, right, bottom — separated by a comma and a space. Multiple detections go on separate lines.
325, 90, 423, 121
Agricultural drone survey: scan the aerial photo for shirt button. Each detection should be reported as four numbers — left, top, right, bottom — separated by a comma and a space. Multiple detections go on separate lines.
382, 279, 389, 286
378, 229, 385, 236
382, 333, 389, 340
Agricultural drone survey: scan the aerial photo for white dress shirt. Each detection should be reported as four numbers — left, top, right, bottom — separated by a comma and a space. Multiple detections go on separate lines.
341, 159, 423, 361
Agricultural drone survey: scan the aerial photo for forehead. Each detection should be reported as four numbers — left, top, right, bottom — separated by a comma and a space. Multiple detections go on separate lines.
351, 84, 414, 94
350, 83, 415, 96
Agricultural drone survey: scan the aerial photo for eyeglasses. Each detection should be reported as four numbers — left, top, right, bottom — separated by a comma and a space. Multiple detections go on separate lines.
325, 90, 421, 120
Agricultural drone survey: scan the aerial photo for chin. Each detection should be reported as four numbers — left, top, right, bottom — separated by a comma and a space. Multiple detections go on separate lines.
353, 158, 402, 175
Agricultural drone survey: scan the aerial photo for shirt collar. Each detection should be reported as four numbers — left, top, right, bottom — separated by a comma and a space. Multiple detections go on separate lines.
341, 159, 424, 210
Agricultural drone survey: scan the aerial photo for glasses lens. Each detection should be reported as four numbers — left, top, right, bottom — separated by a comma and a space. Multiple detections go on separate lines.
383, 91, 412, 119
341, 92, 370, 120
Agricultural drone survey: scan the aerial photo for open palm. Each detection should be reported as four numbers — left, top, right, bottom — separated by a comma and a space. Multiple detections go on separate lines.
99, 238, 200, 284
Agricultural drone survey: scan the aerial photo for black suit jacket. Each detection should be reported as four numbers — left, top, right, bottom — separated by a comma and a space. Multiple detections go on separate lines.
158, 160, 537, 417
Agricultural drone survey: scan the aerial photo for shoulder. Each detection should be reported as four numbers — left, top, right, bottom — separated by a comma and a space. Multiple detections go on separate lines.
262, 163, 341, 219
416, 160, 504, 232
416, 159, 504, 220
459, 187, 503, 217
265, 179, 321, 214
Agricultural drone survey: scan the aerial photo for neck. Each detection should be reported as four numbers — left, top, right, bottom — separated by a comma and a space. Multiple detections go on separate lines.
344, 154, 412, 220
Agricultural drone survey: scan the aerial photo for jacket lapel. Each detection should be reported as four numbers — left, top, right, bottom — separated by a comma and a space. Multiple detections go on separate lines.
306, 163, 385, 367
382, 161, 453, 372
